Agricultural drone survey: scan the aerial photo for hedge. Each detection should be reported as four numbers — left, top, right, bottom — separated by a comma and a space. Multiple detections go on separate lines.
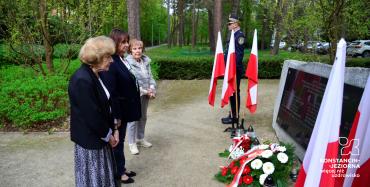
153, 56, 283, 79
153, 56, 370, 80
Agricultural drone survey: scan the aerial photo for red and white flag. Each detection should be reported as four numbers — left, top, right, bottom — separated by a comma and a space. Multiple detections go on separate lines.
341, 75, 370, 187
221, 30, 236, 107
295, 39, 347, 187
208, 32, 225, 106
245, 29, 258, 113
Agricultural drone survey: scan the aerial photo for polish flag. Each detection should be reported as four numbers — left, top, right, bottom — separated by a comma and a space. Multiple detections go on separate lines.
221, 30, 236, 107
295, 39, 347, 187
245, 29, 258, 113
341, 75, 370, 187
208, 32, 225, 106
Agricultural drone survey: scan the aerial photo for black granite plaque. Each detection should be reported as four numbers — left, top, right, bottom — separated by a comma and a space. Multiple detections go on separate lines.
276, 68, 364, 149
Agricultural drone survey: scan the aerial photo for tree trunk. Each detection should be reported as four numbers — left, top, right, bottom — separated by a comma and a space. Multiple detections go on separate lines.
327, 0, 345, 63
212, 0, 222, 52
260, 7, 268, 50
167, 0, 171, 48
177, 0, 185, 47
171, 17, 178, 46
112, 0, 118, 28
195, 11, 199, 44
208, 8, 215, 52
191, 0, 196, 49
39, 0, 54, 73
231, 0, 240, 16
127, 0, 140, 39
302, 30, 309, 53
271, 0, 288, 55
271, 0, 281, 55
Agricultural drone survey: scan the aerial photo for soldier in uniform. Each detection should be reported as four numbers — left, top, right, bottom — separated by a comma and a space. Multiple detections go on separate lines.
222, 14, 246, 124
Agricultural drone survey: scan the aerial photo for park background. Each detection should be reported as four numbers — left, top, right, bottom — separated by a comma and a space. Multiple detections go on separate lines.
0, 1, 369, 186
0, 0, 369, 131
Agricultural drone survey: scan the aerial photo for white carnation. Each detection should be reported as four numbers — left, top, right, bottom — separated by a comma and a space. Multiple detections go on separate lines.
251, 159, 263, 170
262, 162, 275, 174
261, 150, 273, 158
277, 146, 287, 152
229, 144, 233, 152
230, 147, 244, 159
259, 144, 269, 149
259, 174, 268, 185
230, 152, 237, 159
277, 152, 289, 163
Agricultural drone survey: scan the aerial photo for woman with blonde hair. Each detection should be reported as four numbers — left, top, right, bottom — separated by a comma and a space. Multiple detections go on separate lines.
126, 39, 156, 155
68, 36, 118, 187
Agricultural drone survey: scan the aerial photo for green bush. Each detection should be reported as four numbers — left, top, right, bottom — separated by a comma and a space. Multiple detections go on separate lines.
0, 44, 45, 66
0, 58, 159, 129
346, 58, 370, 68
256, 58, 284, 78
150, 60, 160, 80
0, 43, 81, 65
53, 44, 81, 59
0, 65, 69, 128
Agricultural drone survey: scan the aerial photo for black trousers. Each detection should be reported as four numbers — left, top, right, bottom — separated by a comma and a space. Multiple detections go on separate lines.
229, 72, 242, 119
113, 121, 127, 177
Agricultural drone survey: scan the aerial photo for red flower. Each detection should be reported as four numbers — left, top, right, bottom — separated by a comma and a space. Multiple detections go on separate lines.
239, 158, 245, 165
239, 177, 243, 185
228, 161, 235, 168
241, 142, 250, 151
221, 167, 228, 176
231, 166, 239, 175
243, 165, 251, 174
242, 175, 253, 184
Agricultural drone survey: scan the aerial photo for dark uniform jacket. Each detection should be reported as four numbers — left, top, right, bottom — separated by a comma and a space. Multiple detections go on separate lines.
100, 54, 141, 123
68, 63, 113, 149
225, 29, 246, 77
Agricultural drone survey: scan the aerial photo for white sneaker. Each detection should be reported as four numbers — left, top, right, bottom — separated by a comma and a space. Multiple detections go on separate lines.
129, 143, 139, 155
137, 139, 152, 148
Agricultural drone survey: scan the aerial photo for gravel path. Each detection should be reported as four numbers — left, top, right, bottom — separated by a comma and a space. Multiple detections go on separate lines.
0, 79, 279, 187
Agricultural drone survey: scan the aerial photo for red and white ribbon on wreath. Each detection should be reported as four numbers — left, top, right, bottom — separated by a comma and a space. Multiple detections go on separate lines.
228, 134, 250, 159
227, 148, 265, 187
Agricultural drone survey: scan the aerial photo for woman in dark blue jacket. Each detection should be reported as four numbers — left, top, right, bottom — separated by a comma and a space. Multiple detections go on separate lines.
100, 29, 141, 184
69, 36, 118, 187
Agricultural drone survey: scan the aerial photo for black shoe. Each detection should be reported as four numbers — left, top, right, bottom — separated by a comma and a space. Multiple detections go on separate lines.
222, 117, 239, 124
121, 177, 135, 184
221, 112, 231, 123
125, 171, 136, 177
221, 117, 233, 124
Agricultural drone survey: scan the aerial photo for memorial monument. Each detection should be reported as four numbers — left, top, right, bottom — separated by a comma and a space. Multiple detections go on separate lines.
272, 60, 370, 160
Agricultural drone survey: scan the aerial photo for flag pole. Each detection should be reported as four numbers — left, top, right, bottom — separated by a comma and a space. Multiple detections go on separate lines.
233, 28, 239, 130
235, 74, 239, 129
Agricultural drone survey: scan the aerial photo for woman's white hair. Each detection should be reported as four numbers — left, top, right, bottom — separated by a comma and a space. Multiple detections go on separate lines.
79, 36, 115, 65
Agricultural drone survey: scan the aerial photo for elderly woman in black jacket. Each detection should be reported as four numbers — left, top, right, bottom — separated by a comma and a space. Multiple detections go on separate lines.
68, 36, 118, 187
100, 29, 141, 184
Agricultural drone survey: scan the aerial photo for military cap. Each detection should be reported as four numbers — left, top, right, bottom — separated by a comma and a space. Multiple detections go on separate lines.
228, 14, 241, 24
